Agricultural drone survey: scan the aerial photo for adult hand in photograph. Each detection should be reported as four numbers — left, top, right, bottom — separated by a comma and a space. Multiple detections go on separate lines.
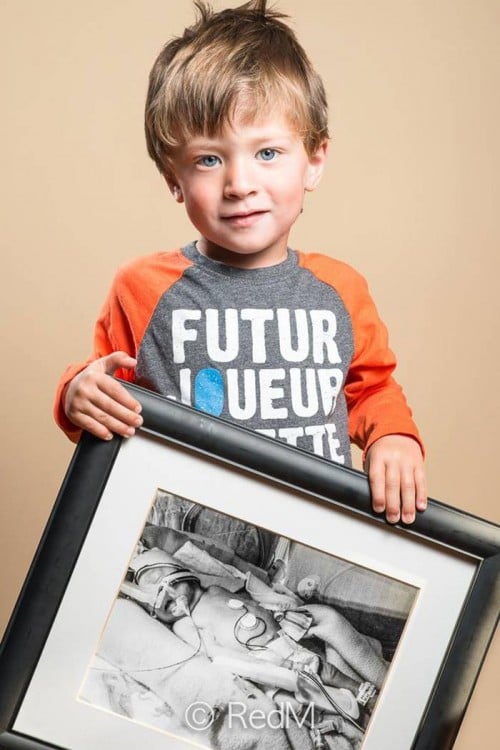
299, 603, 387, 690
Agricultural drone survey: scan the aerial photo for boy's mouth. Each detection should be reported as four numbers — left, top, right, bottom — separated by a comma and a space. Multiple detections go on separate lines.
221, 210, 268, 227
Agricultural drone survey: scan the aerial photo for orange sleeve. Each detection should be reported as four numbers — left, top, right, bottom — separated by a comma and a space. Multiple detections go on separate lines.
54, 249, 191, 442
298, 252, 424, 458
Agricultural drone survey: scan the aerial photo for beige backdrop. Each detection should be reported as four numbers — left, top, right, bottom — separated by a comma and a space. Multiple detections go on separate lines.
1, 1, 498, 748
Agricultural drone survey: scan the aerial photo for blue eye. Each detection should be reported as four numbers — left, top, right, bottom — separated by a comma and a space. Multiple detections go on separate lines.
197, 155, 220, 167
258, 148, 277, 161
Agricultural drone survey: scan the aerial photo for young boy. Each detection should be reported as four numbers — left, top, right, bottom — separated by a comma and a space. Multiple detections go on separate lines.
54, 0, 426, 524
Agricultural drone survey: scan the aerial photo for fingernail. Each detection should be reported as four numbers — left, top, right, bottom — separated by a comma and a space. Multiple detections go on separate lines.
134, 404, 142, 413
402, 512, 415, 524
134, 415, 143, 427
124, 427, 135, 438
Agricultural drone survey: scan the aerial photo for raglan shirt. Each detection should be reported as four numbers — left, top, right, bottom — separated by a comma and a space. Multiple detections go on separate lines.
54, 243, 423, 465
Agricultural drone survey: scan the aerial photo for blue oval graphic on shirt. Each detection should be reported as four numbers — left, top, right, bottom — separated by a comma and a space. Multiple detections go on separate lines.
194, 368, 224, 416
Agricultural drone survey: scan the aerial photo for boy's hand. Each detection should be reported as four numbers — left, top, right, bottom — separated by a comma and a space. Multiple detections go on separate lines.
63, 352, 143, 440
364, 435, 427, 524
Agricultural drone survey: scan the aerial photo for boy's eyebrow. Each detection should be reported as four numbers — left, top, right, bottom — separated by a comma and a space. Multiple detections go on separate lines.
184, 131, 299, 151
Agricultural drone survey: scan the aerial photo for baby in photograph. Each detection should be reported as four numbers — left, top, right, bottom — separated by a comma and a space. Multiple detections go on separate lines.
79, 458, 422, 750
81, 525, 397, 750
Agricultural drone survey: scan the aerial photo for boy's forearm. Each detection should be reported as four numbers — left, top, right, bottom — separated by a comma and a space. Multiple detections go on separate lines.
347, 377, 424, 460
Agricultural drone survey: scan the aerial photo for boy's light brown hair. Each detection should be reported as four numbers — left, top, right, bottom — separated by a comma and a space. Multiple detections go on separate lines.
145, 0, 329, 176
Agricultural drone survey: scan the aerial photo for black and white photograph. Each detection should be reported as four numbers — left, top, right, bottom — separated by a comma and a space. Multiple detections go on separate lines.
80, 489, 418, 750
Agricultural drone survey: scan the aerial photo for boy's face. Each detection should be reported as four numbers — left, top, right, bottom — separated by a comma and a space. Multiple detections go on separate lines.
166, 113, 328, 269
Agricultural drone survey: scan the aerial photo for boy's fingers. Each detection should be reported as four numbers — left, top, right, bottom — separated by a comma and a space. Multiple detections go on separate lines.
69, 413, 114, 441
400, 470, 417, 524
78, 403, 139, 439
415, 467, 428, 512
366, 437, 427, 524
99, 376, 142, 414
384, 465, 401, 524
368, 463, 386, 514
91, 389, 143, 429
67, 377, 141, 422
63, 354, 142, 441
79, 381, 143, 428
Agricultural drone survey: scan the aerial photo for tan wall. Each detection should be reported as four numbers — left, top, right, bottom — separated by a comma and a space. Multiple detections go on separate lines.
1, 1, 498, 747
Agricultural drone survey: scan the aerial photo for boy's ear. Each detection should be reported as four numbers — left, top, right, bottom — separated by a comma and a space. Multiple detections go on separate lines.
165, 175, 184, 203
304, 139, 329, 192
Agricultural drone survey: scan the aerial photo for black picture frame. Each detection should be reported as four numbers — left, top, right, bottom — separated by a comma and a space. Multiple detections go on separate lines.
0, 382, 498, 750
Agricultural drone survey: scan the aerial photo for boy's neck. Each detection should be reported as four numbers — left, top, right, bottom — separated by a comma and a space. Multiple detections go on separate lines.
196, 239, 289, 270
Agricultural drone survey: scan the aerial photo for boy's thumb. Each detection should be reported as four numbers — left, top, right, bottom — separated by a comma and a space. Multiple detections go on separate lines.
103, 351, 137, 375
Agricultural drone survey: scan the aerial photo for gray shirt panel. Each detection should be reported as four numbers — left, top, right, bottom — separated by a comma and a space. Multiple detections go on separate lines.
136, 243, 354, 466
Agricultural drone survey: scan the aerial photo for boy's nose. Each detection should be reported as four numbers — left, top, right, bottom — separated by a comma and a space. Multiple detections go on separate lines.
223, 159, 257, 198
